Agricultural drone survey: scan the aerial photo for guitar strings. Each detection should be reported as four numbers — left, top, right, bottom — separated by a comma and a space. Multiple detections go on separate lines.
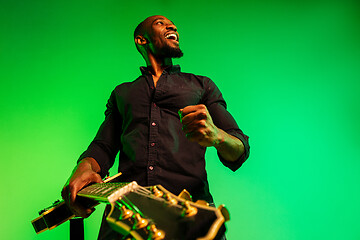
135, 186, 152, 194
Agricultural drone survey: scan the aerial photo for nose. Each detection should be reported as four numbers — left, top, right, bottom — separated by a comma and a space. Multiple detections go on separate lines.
166, 23, 177, 32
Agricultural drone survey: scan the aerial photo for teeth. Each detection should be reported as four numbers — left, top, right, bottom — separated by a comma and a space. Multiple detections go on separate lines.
165, 33, 178, 41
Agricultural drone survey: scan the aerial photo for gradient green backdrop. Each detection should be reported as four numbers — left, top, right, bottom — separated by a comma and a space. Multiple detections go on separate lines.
1, 0, 359, 239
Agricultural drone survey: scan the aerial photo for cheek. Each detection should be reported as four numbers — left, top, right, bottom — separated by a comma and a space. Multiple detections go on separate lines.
153, 39, 166, 52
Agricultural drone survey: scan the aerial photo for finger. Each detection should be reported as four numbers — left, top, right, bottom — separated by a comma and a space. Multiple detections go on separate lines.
84, 171, 103, 185
70, 203, 92, 218
69, 183, 80, 203
182, 120, 207, 134
93, 173, 103, 183
181, 111, 196, 124
61, 186, 71, 207
67, 173, 99, 204
181, 112, 207, 126
180, 105, 202, 116
68, 195, 97, 218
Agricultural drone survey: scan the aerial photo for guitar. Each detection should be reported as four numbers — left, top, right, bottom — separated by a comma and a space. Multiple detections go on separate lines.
31, 176, 230, 240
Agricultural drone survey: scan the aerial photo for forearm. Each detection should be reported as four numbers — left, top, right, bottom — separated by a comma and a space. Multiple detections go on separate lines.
214, 128, 245, 162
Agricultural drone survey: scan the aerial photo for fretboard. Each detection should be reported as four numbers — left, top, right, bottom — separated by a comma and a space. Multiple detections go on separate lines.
77, 181, 139, 203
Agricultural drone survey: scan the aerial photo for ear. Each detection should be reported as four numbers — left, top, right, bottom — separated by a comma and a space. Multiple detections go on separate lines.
135, 35, 148, 46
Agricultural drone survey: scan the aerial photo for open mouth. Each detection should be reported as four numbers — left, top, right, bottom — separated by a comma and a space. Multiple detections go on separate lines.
165, 33, 179, 42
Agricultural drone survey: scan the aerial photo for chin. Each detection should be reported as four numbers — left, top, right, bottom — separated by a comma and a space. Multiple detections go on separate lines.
161, 45, 183, 58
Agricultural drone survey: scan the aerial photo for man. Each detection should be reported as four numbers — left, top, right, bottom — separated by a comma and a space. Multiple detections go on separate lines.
62, 15, 250, 239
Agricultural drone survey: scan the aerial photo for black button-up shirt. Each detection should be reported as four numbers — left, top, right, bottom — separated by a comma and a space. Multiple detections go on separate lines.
79, 65, 249, 202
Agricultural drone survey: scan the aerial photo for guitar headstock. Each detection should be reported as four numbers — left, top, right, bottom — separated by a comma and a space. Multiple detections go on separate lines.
106, 184, 229, 240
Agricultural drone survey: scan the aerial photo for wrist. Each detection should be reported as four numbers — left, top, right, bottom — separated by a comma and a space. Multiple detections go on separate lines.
213, 128, 226, 149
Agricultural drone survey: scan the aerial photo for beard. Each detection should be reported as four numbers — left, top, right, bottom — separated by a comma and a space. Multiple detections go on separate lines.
157, 43, 184, 58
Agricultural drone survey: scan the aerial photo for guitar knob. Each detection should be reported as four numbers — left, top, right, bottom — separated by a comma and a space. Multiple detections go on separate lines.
218, 204, 230, 222
165, 194, 178, 205
194, 199, 209, 206
39, 208, 47, 215
149, 224, 165, 240
120, 205, 133, 220
178, 189, 192, 201
183, 201, 198, 217
134, 213, 148, 229
151, 186, 164, 198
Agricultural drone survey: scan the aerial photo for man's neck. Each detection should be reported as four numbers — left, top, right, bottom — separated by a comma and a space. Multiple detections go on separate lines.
145, 55, 173, 87
145, 54, 172, 77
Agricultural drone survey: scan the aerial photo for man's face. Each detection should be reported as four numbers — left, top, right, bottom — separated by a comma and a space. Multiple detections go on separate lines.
143, 16, 183, 58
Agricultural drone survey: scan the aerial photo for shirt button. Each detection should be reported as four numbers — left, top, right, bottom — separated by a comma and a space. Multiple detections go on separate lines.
151, 122, 156, 126
149, 166, 154, 170
150, 142, 155, 147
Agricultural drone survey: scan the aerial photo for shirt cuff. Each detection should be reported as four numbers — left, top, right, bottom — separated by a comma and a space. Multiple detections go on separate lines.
217, 130, 250, 172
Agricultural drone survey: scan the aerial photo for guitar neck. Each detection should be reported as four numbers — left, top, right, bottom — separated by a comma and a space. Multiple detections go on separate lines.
77, 181, 139, 204
31, 181, 139, 234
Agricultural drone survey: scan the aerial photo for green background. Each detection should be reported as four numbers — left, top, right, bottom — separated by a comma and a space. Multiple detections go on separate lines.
1, 0, 359, 239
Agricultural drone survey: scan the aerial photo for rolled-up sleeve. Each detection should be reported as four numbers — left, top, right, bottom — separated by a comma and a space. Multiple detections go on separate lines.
201, 77, 250, 171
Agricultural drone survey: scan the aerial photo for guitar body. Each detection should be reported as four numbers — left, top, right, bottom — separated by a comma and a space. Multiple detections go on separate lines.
31, 181, 229, 240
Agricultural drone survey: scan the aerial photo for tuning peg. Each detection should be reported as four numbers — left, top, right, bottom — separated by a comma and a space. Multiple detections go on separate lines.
38, 208, 46, 215
164, 193, 178, 205
183, 201, 198, 217
218, 204, 230, 222
151, 186, 164, 198
120, 205, 133, 220
178, 189, 192, 201
194, 199, 209, 206
149, 224, 165, 240
134, 213, 148, 229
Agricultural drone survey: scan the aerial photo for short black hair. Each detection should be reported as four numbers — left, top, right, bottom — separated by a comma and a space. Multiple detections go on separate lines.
134, 20, 146, 39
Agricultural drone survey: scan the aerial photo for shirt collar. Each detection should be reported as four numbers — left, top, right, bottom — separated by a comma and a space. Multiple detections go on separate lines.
140, 64, 181, 75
